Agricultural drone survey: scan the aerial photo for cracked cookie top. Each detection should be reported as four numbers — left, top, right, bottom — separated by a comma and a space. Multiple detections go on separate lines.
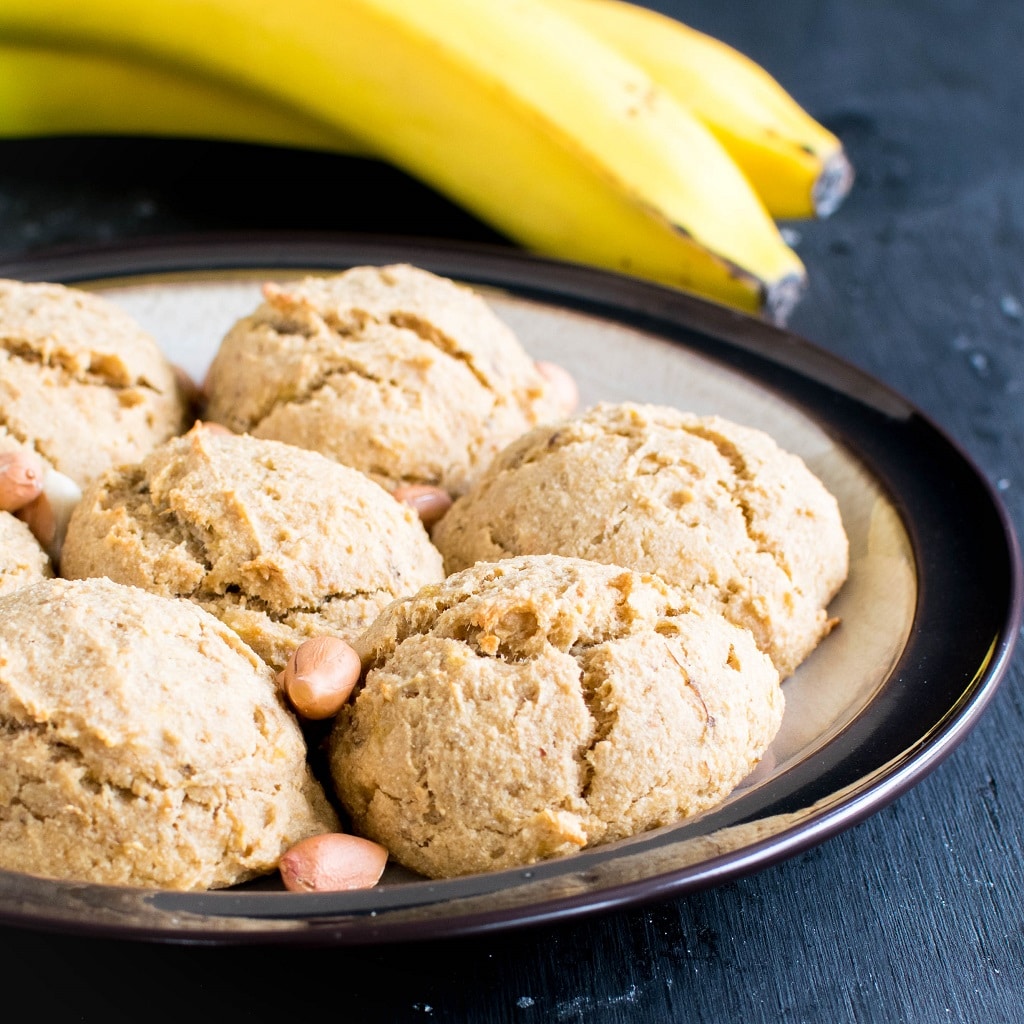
329, 554, 783, 879
60, 424, 445, 671
201, 264, 565, 496
0, 576, 339, 890
0, 279, 191, 488
432, 402, 850, 678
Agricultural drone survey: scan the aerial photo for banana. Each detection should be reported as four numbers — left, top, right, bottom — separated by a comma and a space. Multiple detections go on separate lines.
545, 0, 853, 219
0, 0, 806, 321
0, 20, 851, 222
0, 41, 368, 153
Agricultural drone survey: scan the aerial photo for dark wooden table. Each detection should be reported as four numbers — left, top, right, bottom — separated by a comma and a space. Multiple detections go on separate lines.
1, 1, 1022, 1020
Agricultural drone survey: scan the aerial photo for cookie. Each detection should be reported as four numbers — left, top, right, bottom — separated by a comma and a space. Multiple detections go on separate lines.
0, 577, 339, 890
202, 263, 564, 496
432, 402, 849, 678
0, 431, 53, 592
0, 512, 52, 596
60, 425, 445, 672
0, 279, 191, 488
329, 554, 783, 879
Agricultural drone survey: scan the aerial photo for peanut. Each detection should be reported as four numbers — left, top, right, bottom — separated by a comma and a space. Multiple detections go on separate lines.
0, 449, 46, 513
15, 467, 81, 564
192, 420, 233, 436
279, 636, 361, 720
392, 483, 453, 528
535, 359, 579, 416
16, 493, 55, 550
279, 832, 388, 893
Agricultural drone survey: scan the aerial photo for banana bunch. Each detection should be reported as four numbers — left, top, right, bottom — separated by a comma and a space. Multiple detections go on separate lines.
0, 0, 852, 323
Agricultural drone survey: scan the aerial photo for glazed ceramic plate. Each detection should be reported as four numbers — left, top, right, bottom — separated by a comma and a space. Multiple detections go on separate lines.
0, 235, 1019, 946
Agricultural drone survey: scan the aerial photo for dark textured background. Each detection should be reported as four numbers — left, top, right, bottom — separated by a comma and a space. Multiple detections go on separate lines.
1, 1, 1023, 1020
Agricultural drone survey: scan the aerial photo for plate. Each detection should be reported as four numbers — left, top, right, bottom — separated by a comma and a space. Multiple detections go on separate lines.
0, 234, 1019, 946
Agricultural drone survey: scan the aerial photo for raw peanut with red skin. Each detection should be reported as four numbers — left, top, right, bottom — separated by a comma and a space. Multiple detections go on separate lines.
0, 450, 46, 512
279, 832, 388, 892
393, 484, 453, 528
535, 360, 580, 416
193, 419, 234, 436
279, 636, 362, 720
16, 493, 55, 550
15, 468, 82, 563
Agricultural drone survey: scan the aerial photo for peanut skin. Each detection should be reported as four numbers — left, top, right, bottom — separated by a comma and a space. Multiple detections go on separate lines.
392, 484, 453, 528
15, 492, 55, 548
191, 419, 234, 436
535, 360, 579, 416
15, 467, 82, 564
279, 833, 388, 892
279, 636, 361, 720
0, 449, 45, 513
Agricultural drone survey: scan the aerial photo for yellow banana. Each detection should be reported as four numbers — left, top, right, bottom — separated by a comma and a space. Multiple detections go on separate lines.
546, 0, 853, 219
0, 15, 852, 222
0, 41, 368, 153
0, 0, 806, 321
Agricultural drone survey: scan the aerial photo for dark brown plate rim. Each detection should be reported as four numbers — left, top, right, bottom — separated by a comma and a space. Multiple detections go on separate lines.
0, 231, 1019, 946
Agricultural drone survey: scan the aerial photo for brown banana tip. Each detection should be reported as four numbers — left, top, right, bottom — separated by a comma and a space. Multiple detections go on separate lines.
763, 271, 808, 328
813, 150, 855, 219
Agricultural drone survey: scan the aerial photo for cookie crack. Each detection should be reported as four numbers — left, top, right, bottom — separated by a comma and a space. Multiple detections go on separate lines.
509, 422, 649, 474
0, 716, 41, 739
581, 505, 630, 554
680, 423, 794, 584
262, 278, 500, 395
0, 412, 62, 469
0, 414, 30, 451
193, 586, 395, 622
318, 304, 498, 396
0, 336, 163, 392
666, 644, 715, 739
575, 654, 619, 802
500, 428, 582, 471
156, 504, 218, 578
0, 720, 145, 807
385, 312, 494, 394
250, 360, 410, 433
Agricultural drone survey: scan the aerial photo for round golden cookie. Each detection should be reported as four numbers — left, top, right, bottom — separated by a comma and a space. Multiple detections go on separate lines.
432, 402, 849, 679
0, 512, 52, 596
329, 554, 783, 879
202, 263, 564, 496
0, 577, 339, 890
0, 279, 191, 488
60, 426, 445, 672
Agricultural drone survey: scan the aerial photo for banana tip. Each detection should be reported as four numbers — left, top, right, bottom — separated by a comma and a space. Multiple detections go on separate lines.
763, 272, 807, 327
813, 150, 855, 219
